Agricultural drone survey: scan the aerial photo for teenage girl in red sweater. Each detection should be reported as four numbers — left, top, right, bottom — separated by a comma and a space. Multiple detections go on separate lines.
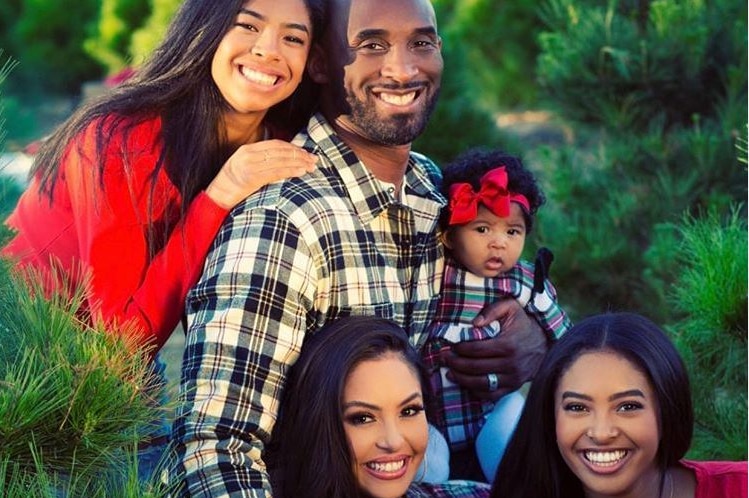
3, 0, 326, 352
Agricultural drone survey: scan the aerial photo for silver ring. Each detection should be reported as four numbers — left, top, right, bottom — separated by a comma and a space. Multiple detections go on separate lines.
487, 373, 499, 391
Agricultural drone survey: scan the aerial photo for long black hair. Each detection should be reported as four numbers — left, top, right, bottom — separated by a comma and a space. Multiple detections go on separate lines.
491, 312, 694, 498
32, 0, 326, 220
268, 316, 431, 498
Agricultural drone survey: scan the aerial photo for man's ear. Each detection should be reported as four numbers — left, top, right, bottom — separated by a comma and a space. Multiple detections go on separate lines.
307, 45, 329, 84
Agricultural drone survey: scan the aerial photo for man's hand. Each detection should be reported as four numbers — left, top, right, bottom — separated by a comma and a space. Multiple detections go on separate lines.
441, 298, 548, 401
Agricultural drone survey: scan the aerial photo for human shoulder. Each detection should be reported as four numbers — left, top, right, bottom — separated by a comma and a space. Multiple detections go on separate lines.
67, 114, 163, 186
233, 164, 343, 216
410, 150, 443, 190
81, 114, 161, 145
681, 459, 748, 478
681, 459, 748, 498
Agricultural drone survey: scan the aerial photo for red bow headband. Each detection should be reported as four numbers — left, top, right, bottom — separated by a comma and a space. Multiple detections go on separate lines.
447, 166, 530, 225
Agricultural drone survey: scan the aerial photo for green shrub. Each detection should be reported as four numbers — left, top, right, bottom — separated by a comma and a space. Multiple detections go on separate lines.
0, 257, 171, 497
536, 0, 747, 130
0, 2, 23, 76
84, 0, 151, 75
533, 0, 747, 322
129, 0, 182, 66
0, 53, 23, 218
434, 0, 543, 110
668, 207, 747, 460
6, 0, 102, 95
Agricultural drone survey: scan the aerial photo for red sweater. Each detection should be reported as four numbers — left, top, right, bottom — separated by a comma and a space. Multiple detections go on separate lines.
2, 116, 229, 350
681, 460, 748, 498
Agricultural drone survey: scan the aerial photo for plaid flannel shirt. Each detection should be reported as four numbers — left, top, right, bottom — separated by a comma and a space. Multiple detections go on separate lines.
407, 481, 491, 497
171, 113, 449, 497
422, 256, 570, 450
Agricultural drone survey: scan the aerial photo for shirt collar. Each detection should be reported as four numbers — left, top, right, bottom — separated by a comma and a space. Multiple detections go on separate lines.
296, 113, 445, 225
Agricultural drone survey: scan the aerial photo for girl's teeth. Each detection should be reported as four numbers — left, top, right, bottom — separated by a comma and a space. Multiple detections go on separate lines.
241, 67, 278, 86
585, 450, 627, 466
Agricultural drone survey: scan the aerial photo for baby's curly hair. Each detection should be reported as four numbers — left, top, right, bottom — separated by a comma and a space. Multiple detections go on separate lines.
440, 147, 546, 232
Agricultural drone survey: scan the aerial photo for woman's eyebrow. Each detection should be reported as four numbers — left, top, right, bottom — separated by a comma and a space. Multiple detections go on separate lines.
343, 392, 422, 411
609, 389, 645, 401
560, 389, 646, 401
238, 8, 310, 33
561, 391, 592, 401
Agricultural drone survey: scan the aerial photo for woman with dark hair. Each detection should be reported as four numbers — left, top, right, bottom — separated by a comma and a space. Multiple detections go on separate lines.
490, 312, 747, 498
1, 0, 324, 352
269, 316, 491, 498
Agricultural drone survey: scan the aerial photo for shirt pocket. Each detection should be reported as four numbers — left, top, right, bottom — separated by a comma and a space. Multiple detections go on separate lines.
311, 303, 396, 330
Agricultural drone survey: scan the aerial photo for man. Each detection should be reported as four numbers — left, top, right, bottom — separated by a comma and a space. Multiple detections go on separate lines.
171, 0, 547, 495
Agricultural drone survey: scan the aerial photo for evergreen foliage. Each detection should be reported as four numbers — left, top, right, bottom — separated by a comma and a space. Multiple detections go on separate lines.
532, 0, 746, 319
0, 0, 102, 95
129, 0, 183, 67
433, 0, 543, 110
0, 256, 172, 496
83, 0, 151, 75
1, 53, 169, 485
536, 0, 747, 130
667, 207, 747, 460
0, 52, 22, 217
0, 55, 16, 147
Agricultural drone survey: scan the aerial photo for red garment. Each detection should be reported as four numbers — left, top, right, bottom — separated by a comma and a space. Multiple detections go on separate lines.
2, 116, 229, 350
681, 459, 748, 498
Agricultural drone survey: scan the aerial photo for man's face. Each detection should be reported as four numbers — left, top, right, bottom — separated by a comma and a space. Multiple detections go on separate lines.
324, 0, 443, 145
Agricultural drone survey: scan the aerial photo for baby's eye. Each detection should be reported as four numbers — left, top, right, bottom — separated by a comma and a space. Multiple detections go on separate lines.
475, 226, 489, 234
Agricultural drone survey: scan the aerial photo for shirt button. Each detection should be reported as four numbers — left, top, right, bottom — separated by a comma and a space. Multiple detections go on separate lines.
387, 186, 395, 195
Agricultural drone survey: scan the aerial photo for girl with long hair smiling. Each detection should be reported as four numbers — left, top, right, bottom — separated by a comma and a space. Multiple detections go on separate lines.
2, 0, 325, 352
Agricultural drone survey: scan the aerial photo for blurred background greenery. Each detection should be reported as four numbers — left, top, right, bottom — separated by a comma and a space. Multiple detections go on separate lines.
0, 0, 746, 490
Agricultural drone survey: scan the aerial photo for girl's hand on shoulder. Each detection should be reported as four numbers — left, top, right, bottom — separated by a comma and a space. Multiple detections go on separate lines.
206, 139, 317, 209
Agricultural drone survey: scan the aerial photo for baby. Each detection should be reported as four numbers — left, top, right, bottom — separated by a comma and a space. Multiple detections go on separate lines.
423, 147, 571, 482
